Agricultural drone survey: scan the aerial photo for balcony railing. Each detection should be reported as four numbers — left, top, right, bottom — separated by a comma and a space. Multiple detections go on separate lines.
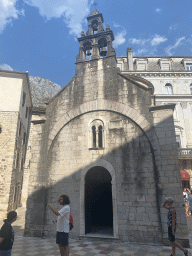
178, 148, 192, 159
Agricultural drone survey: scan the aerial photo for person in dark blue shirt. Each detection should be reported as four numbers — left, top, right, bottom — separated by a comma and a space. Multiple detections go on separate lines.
0, 211, 17, 256
163, 197, 188, 256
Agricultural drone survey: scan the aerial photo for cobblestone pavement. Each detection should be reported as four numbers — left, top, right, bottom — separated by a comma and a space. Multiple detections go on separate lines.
1, 205, 192, 256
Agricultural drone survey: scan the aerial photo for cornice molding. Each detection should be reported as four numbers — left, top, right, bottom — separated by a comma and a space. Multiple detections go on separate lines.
149, 104, 176, 112
121, 71, 192, 78
155, 95, 192, 99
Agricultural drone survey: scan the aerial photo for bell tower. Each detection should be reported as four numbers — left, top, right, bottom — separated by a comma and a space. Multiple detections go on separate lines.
76, 9, 116, 63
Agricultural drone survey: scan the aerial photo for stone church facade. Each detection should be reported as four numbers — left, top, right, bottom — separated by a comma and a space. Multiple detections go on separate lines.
23, 10, 189, 245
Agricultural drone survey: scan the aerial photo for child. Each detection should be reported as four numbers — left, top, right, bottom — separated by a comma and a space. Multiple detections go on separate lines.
163, 197, 188, 256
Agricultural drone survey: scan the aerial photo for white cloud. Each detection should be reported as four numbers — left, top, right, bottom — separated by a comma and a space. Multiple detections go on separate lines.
113, 22, 120, 28
150, 34, 167, 46
169, 24, 178, 31
155, 8, 161, 13
0, 0, 23, 33
136, 49, 148, 55
113, 30, 126, 48
129, 38, 150, 46
129, 34, 167, 47
0, 64, 13, 71
24, 0, 93, 37
129, 34, 167, 56
165, 37, 185, 55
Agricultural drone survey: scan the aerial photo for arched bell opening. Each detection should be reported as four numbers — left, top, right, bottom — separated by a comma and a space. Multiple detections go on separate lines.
92, 19, 98, 34
98, 38, 108, 57
85, 166, 113, 235
84, 41, 92, 60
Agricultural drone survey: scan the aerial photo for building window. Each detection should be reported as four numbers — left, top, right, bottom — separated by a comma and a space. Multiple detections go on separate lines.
21, 158, 24, 171
159, 58, 171, 70
14, 186, 18, 203
190, 84, 192, 95
25, 107, 28, 119
22, 91, 26, 107
176, 135, 181, 148
92, 126, 96, 148
19, 122, 22, 136
98, 125, 103, 148
135, 58, 148, 71
89, 119, 104, 149
165, 83, 173, 95
186, 64, 192, 71
23, 132, 26, 145
16, 152, 20, 169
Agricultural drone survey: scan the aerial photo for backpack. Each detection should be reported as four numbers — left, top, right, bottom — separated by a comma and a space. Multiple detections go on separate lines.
69, 211, 74, 230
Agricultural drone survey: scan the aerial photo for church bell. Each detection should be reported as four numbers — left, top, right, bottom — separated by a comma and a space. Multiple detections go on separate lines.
100, 47, 107, 56
92, 23, 98, 31
86, 50, 91, 56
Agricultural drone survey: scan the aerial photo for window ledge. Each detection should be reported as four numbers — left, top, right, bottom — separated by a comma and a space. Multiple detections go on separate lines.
89, 147, 105, 150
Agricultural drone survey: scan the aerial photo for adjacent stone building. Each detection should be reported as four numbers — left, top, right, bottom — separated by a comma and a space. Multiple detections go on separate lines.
117, 51, 192, 189
24, 10, 189, 246
21, 76, 61, 204
0, 70, 32, 218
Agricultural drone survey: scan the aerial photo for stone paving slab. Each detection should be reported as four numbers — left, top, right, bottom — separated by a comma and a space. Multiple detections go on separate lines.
11, 236, 192, 256
1, 205, 192, 256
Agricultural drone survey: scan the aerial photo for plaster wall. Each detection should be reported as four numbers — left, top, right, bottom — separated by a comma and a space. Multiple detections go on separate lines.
0, 76, 22, 112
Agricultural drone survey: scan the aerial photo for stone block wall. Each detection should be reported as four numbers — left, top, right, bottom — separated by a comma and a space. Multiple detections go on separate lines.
47, 57, 153, 130
46, 111, 162, 243
24, 56, 189, 245
150, 105, 188, 246
0, 111, 18, 218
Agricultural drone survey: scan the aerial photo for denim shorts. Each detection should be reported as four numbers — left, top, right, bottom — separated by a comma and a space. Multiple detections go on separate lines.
0, 250, 12, 256
56, 232, 69, 247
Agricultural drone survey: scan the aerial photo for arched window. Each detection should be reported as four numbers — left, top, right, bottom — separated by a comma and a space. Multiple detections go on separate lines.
165, 83, 173, 95
89, 119, 104, 149
92, 126, 96, 148
98, 125, 103, 148
190, 84, 192, 95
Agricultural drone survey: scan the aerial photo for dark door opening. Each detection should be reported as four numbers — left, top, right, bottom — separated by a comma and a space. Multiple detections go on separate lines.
85, 166, 113, 235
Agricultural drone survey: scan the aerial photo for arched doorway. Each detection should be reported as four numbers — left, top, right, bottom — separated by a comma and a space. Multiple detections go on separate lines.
85, 166, 113, 235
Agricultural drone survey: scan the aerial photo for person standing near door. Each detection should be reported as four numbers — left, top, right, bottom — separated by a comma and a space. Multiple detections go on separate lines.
47, 195, 70, 256
0, 211, 17, 256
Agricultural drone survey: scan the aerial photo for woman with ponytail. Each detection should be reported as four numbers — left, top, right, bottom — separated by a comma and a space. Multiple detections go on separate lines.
0, 211, 17, 256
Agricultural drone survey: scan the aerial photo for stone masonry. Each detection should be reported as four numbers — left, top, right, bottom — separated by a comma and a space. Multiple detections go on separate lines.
0, 71, 32, 219
24, 10, 189, 246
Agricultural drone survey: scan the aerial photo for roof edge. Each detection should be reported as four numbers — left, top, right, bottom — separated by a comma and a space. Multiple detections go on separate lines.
47, 78, 75, 104
118, 72, 154, 94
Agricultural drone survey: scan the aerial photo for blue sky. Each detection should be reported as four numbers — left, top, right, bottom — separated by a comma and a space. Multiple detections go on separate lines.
0, 0, 192, 88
